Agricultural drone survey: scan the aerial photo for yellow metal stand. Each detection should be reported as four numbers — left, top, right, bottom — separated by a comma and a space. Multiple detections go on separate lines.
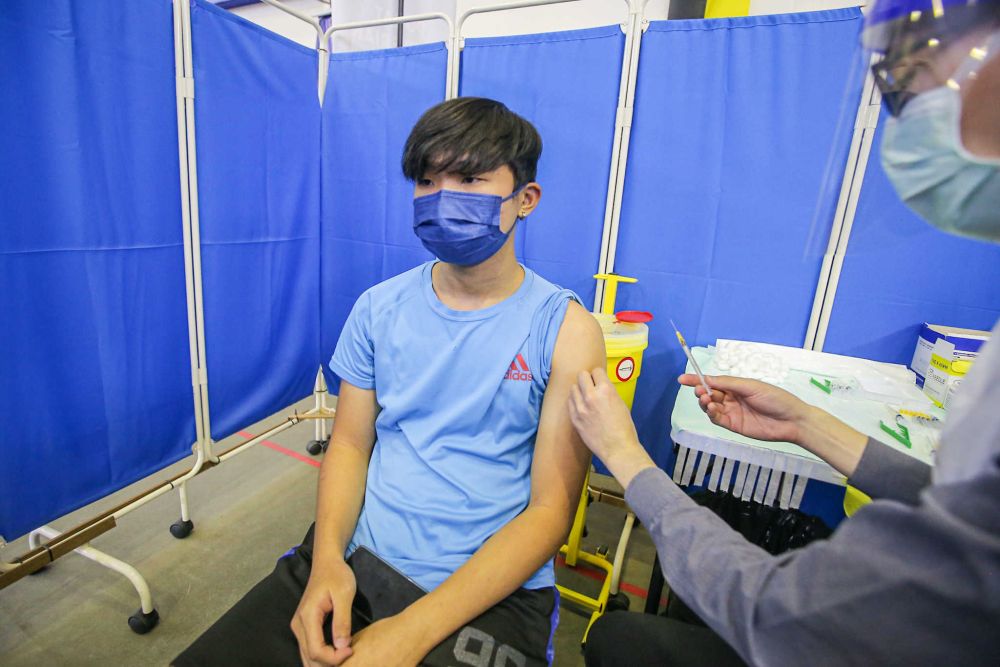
555, 273, 640, 644
557, 470, 617, 643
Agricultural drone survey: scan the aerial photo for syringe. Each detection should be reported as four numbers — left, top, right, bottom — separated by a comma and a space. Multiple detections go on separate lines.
670, 319, 713, 398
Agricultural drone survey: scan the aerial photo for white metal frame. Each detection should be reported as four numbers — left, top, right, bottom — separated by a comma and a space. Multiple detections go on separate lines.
1, 0, 217, 610
259, 0, 329, 102
593, 0, 650, 312
451, 0, 584, 98
29, 525, 155, 616
323, 12, 456, 100
804, 54, 883, 351
172, 0, 215, 526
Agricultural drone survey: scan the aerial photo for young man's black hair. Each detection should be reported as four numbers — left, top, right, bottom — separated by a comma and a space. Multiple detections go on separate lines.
402, 97, 543, 189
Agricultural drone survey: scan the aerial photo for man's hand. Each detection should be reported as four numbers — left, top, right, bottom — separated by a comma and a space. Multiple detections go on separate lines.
343, 615, 424, 667
291, 558, 357, 667
679, 374, 868, 477
678, 374, 810, 444
568, 367, 654, 488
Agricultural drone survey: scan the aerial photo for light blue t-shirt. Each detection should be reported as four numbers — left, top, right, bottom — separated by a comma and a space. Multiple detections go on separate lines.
329, 261, 578, 592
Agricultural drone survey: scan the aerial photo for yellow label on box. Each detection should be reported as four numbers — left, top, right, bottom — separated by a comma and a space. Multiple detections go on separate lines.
929, 354, 952, 373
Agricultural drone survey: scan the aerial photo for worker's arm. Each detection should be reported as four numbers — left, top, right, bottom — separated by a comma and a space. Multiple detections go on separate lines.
574, 372, 930, 506
677, 374, 931, 501
290, 380, 379, 667
624, 463, 1000, 666
572, 369, 999, 665
344, 300, 605, 666
679, 374, 870, 477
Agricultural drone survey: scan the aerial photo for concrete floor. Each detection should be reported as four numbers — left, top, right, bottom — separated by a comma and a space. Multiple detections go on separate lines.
0, 397, 661, 667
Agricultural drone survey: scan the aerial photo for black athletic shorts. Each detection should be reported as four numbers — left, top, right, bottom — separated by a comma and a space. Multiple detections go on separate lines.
173, 523, 558, 666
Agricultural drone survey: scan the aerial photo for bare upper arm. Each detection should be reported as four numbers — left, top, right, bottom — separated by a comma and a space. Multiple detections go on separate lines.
329, 380, 381, 457
529, 300, 606, 516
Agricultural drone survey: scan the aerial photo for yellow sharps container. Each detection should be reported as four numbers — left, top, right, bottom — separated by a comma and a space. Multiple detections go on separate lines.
593, 313, 649, 410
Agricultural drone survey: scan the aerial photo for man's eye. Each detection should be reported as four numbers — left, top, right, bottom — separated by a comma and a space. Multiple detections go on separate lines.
417, 178, 433, 187
461, 176, 481, 184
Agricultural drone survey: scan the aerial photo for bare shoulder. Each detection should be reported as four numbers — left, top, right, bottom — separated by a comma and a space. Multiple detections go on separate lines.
553, 300, 605, 369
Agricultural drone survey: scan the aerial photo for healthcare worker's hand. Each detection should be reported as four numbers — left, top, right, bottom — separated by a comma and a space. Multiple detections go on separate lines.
342, 615, 423, 667
569, 368, 655, 488
679, 374, 868, 476
292, 557, 357, 667
678, 374, 808, 444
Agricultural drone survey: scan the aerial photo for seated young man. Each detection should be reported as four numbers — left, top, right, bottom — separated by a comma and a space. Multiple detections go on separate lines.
174, 97, 604, 667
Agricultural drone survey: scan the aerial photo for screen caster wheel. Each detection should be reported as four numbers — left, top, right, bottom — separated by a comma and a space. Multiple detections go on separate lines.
170, 519, 194, 539
128, 608, 160, 635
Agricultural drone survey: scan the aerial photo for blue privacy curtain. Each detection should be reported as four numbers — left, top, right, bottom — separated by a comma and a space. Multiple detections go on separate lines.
191, 0, 322, 439
822, 116, 1000, 363
320, 43, 447, 387
0, 0, 195, 540
460, 26, 625, 307
612, 10, 865, 469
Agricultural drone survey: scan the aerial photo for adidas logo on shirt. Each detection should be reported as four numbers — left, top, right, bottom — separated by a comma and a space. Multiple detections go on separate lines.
504, 354, 533, 382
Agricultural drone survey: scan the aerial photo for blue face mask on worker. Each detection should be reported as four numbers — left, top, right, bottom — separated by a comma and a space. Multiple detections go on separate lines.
413, 186, 524, 266
881, 85, 1000, 243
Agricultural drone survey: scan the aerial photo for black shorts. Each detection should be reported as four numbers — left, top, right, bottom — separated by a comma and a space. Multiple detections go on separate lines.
173, 523, 558, 666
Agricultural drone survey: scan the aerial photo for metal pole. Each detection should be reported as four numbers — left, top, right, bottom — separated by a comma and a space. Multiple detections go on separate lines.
451, 0, 594, 101
398, 0, 405, 47
804, 56, 882, 351
593, 0, 650, 312
172, 0, 216, 540
258, 0, 328, 103
322, 13, 454, 100
178, 0, 216, 456
29, 525, 155, 615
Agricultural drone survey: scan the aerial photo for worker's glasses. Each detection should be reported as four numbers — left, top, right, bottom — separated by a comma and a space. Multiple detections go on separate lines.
871, 57, 932, 117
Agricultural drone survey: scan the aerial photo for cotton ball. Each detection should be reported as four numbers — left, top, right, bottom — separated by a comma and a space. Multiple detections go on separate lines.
715, 350, 733, 371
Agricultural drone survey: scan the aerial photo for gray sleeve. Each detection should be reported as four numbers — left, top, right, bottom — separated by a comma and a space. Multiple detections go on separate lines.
625, 465, 1000, 666
848, 437, 932, 505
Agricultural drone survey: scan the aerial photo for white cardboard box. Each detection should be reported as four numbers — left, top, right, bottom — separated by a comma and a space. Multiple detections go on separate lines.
910, 323, 990, 388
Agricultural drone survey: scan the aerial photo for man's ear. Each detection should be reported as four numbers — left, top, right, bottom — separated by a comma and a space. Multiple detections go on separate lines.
517, 183, 542, 219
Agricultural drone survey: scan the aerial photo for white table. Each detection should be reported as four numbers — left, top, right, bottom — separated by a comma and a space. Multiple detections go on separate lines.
670, 341, 939, 509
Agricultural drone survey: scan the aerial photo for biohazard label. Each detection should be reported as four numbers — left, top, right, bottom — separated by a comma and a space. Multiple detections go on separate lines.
616, 357, 635, 382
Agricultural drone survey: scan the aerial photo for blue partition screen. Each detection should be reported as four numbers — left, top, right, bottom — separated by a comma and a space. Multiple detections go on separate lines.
823, 117, 1000, 363
460, 26, 625, 306
612, 10, 864, 468
192, 0, 322, 439
0, 0, 195, 539
320, 43, 447, 387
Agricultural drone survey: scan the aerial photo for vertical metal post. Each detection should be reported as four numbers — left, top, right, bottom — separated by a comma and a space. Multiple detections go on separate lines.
593, 0, 649, 312
397, 0, 405, 47
804, 56, 882, 351
174, 0, 213, 466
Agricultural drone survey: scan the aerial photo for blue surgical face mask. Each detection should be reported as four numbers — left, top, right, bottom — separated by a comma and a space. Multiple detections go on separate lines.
413, 187, 523, 266
881, 85, 1000, 243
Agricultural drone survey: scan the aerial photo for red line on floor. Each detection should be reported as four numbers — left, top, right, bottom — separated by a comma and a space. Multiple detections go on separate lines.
237, 434, 666, 604
555, 554, 660, 603
238, 430, 321, 469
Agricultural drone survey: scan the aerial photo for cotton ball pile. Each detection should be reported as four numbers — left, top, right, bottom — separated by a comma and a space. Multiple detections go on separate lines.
713, 341, 788, 385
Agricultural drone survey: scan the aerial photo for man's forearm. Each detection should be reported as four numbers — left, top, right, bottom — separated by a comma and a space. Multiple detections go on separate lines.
795, 406, 869, 478
399, 504, 570, 656
312, 442, 371, 563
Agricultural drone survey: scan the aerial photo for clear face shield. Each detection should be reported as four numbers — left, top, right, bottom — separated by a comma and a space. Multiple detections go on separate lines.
867, 1, 1000, 117
805, 0, 1000, 251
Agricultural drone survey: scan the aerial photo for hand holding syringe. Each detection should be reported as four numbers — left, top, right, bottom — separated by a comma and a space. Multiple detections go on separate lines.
670, 319, 713, 397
